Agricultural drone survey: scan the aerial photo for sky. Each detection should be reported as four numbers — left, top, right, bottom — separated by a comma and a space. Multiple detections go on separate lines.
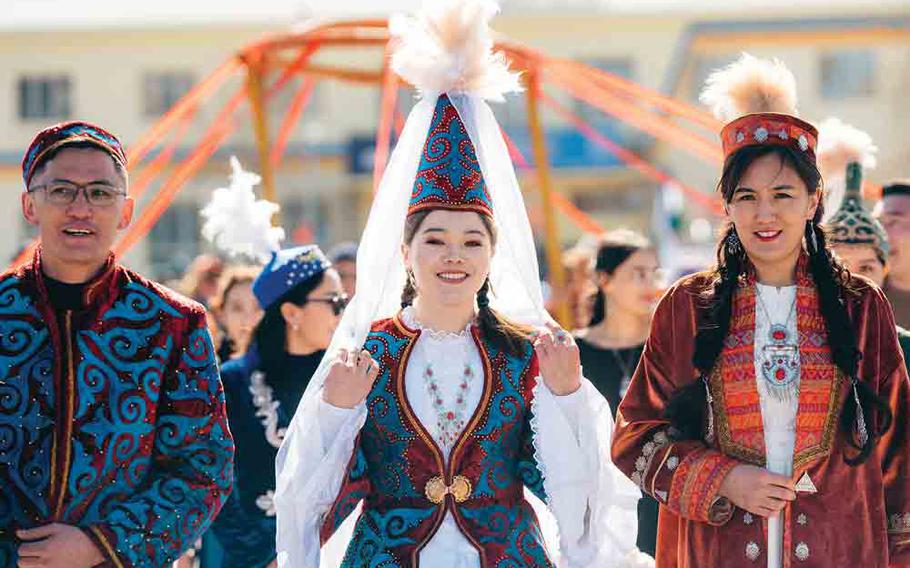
3, 0, 896, 30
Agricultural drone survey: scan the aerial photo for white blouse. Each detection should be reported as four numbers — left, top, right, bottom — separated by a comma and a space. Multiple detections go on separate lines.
753, 284, 800, 568
305, 307, 648, 567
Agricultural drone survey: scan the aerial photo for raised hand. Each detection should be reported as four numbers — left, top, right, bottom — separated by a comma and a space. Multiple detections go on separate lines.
322, 348, 380, 409
534, 321, 582, 396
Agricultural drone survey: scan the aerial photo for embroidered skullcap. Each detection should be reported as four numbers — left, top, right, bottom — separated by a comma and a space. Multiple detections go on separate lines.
22, 121, 127, 186
252, 245, 332, 310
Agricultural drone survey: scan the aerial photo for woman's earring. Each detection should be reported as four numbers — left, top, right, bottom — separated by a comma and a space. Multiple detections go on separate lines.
808, 222, 819, 251
727, 228, 742, 255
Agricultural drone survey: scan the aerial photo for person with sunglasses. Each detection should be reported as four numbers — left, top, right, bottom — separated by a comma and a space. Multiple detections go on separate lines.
212, 244, 348, 568
1, 121, 234, 568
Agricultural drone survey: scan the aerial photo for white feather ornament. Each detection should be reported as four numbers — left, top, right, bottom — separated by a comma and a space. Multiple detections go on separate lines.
818, 117, 878, 221
200, 156, 285, 263
390, 0, 521, 102
817, 117, 877, 179
699, 53, 799, 122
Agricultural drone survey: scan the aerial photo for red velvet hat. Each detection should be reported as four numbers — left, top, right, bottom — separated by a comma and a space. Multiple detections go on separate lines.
22, 121, 127, 186
700, 54, 817, 163
720, 113, 817, 162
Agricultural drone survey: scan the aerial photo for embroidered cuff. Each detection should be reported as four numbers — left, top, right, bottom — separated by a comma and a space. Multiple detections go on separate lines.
667, 447, 738, 525
629, 429, 672, 500
83, 525, 127, 568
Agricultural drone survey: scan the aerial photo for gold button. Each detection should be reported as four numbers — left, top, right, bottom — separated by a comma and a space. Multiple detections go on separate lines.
425, 476, 447, 504
424, 475, 473, 504
450, 475, 472, 503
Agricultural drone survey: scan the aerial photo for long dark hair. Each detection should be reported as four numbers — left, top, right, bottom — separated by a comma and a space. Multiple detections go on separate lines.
667, 144, 891, 465
589, 231, 652, 326
401, 210, 532, 357
252, 271, 327, 375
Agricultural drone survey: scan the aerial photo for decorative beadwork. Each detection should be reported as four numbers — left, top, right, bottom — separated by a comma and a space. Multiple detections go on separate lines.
631, 429, 670, 490
409, 94, 493, 217
746, 541, 760, 561
889, 512, 910, 533
743, 512, 754, 525
255, 490, 276, 516
736, 131, 745, 143
797, 513, 807, 526
799, 134, 809, 151
795, 542, 810, 561
666, 455, 679, 471
249, 371, 287, 449
754, 127, 769, 143
422, 362, 474, 450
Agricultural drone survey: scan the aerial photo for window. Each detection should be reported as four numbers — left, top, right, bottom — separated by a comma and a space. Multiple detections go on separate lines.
143, 72, 195, 117
820, 50, 876, 99
148, 203, 200, 280
18, 76, 71, 120
281, 197, 329, 245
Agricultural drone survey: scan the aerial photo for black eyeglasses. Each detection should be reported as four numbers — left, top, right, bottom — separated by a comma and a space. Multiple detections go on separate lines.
29, 181, 126, 207
305, 293, 349, 315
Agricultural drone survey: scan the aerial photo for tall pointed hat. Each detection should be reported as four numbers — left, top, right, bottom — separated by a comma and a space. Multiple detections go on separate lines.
393, 0, 519, 218
827, 161, 889, 262
816, 117, 878, 223
408, 94, 493, 216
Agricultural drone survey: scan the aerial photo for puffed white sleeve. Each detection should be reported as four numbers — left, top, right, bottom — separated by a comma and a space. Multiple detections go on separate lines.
532, 376, 653, 568
274, 389, 367, 568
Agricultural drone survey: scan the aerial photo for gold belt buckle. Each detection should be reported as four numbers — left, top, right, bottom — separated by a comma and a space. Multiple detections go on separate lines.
425, 475, 472, 504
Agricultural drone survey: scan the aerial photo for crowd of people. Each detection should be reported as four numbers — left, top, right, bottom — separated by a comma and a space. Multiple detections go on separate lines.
3, 1, 910, 568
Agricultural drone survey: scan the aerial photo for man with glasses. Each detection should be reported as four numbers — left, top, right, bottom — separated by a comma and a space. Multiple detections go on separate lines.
876, 181, 910, 328
2, 121, 234, 568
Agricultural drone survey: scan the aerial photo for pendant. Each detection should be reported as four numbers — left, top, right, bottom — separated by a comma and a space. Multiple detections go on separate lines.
795, 472, 818, 494
760, 324, 799, 402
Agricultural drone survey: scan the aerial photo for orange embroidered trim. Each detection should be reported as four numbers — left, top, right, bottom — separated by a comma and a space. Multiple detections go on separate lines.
667, 447, 737, 522
711, 256, 841, 469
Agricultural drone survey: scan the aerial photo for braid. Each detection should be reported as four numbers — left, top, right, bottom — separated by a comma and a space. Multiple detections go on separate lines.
805, 221, 857, 376
400, 271, 417, 308
805, 220, 894, 464
666, 224, 746, 441
475, 278, 533, 357
693, 225, 746, 375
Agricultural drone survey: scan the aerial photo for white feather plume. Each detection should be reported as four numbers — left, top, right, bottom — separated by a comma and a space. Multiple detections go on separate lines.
390, 0, 521, 102
200, 157, 285, 263
818, 117, 878, 221
699, 53, 799, 122
817, 117, 877, 179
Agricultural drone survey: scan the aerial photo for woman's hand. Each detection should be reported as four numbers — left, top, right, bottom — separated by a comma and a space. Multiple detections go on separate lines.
534, 322, 582, 396
322, 348, 380, 409
718, 464, 796, 517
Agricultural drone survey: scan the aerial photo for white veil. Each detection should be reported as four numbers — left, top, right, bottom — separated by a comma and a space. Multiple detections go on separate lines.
275, 1, 645, 566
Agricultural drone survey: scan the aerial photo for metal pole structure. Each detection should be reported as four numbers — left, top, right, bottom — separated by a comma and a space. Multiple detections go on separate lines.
245, 50, 277, 204
524, 69, 570, 326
